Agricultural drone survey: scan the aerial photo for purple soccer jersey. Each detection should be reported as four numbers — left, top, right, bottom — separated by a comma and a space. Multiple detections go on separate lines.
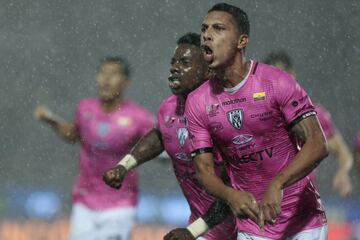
157, 95, 236, 240
185, 61, 327, 239
72, 98, 154, 210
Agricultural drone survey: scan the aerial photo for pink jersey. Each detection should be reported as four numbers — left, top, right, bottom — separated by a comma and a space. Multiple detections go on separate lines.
315, 104, 336, 139
157, 95, 236, 240
72, 98, 154, 210
185, 61, 327, 239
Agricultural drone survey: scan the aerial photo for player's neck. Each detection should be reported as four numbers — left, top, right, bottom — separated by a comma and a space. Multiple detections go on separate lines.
100, 96, 123, 112
216, 56, 250, 88
175, 95, 186, 116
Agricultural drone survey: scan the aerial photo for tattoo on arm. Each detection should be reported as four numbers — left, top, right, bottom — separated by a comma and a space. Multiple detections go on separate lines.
203, 199, 232, 228
131, 128, 165, 164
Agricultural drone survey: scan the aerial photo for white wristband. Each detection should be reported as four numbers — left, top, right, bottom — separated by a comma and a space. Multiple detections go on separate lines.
186, 217, 209, 238
117, 154, 138, 171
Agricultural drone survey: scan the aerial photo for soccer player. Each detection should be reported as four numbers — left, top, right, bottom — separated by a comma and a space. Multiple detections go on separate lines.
185, 3, 329, 239
264, 51, 353, 197
33, 56, 154, 240
103, 33, 237, 240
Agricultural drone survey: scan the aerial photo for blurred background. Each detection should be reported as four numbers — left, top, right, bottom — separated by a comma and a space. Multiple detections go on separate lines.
0, 0, 359, 239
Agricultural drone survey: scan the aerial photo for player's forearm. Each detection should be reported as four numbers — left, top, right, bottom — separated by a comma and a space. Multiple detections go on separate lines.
42, 114, 79, 143
129, 128, 164, 165
195, 154, 234, 202
274, 130, 328, 189
202, 199, 232, 228
328, 134, 353, 172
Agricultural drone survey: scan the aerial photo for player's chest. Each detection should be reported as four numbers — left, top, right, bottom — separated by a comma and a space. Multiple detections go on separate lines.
206, 93, 280, 139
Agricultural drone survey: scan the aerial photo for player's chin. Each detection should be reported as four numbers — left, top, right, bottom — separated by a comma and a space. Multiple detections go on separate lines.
170, 88, 183, 95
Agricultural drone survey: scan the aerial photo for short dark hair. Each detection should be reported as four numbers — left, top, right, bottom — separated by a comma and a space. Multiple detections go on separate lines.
99, 56, 131, 79
208, 3, 250, 35
177, 33, 201, 48
263, 51, 293, 72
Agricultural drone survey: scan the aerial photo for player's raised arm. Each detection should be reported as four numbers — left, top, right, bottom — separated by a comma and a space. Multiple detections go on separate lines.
33, 105, 80, 143
103, 128, 164, 189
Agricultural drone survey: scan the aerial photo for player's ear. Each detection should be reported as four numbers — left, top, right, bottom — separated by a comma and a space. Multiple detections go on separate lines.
237, 34, 248, 50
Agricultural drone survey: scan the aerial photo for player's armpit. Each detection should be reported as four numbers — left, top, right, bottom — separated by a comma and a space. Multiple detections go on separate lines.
130, 128, 165, 165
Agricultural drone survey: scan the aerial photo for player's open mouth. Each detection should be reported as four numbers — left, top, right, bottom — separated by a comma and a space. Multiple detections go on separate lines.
202, 45, 214, 63
168, 76, 181, 89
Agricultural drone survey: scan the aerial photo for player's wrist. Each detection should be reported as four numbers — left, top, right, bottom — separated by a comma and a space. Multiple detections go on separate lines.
186, 217, 209, 238
117, 154, 138, 171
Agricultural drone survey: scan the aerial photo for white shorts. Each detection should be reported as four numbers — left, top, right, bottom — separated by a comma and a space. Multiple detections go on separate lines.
69, 203, 136, 240
237, 225, 328, 240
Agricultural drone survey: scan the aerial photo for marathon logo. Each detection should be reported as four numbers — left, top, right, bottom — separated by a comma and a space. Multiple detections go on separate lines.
253, 92, 266, 101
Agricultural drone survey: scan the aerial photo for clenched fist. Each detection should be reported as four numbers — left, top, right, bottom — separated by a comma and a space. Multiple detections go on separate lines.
103, 165, 127, 189
163, 228, 195, 240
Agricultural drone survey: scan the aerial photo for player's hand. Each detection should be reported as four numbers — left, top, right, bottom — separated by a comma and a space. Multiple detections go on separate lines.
260, 181, 283, 227
33, 105, 51, 121
333, 169, 352, 197
225, 188, 260, 225
163, 228, 195, 240
102, 165, 127, 189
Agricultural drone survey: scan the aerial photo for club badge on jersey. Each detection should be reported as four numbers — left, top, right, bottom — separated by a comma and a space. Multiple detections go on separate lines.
227, 109, 244, 130
177, 128, 189, 146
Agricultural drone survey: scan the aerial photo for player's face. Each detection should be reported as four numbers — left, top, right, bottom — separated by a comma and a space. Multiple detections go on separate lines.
168, 44, 207, 96
97, 62, 128, 101
201, 11, 247, 69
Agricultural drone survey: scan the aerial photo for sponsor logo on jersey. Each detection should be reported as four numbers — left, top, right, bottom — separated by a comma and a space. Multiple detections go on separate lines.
227, 109, 243, 129
253, 92, 266, 101
229, 147, 273, 164
177, 128, 189, 146
221, 98, 247, 106
232, 134, 254, 145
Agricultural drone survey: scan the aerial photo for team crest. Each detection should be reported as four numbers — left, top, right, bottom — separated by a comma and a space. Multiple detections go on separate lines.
177, 128, 188, 146
227, 109, 243, 129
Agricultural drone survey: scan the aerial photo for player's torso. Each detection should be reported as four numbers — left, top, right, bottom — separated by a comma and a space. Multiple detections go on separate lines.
157, 96, 215, 213
78, 99, 142, 157
205, 75, 296, 179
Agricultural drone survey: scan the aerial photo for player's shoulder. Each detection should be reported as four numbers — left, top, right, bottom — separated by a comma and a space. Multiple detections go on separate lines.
159, 94, 177, 108
187, 80, 211, 101
255, 62, 293, 83
125, 99, 153, 116
77, 97, 98, 109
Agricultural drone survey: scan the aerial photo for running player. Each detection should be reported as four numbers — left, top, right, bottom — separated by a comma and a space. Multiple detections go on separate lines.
33, 56, 154, 240
185, 3, 328, 239
264, 51, 353, 197
103, 33, 237, 240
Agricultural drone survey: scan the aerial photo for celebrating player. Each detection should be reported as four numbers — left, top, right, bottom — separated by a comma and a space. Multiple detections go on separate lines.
34, 56, 154, 240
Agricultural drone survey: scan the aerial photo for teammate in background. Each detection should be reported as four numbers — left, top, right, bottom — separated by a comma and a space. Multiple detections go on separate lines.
103, 33, 237, 240
33, 56, 154, 240
264, 51, 353, 197
185, 3, 328, 239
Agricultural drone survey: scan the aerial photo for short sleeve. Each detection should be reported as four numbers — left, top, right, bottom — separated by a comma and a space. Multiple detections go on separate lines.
275, 73, 315, 128
185, 93, 213, 152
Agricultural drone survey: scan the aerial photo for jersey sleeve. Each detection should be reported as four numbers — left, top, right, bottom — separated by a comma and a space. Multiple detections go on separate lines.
74, 100, 83, 131
185, 93, 213, 153
275, 72, 316, 128
315, 105, 336, 139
